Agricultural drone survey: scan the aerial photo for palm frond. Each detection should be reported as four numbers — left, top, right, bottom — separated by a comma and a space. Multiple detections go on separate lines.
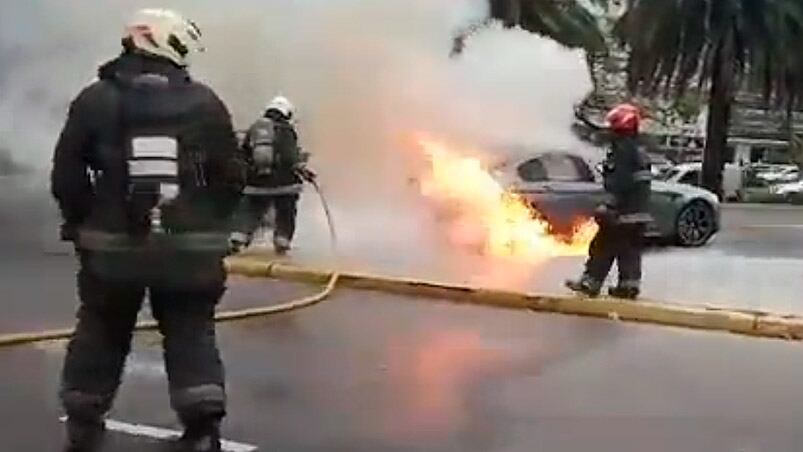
452, 0, 607, 57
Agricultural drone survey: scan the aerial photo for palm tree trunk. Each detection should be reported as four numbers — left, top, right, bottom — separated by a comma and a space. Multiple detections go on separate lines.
785, 94, 794, 136
585, 52, 598, 91
787, 96, 803, 172
702, 31, 736, 198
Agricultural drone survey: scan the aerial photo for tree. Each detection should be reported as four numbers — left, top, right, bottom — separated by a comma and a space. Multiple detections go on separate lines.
451, 0, 608, 57
751, 2, 803, 139
615, 0, 803, 197
790, 135, 803, 168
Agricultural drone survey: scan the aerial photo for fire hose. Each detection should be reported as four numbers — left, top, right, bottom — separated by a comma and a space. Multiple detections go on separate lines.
0, 173, 340, 349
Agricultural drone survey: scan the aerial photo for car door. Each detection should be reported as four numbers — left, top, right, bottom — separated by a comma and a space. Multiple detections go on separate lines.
513, 153, 606, 233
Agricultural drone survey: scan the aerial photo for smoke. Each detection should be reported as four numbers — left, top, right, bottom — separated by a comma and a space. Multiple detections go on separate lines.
0, 0, 593, 258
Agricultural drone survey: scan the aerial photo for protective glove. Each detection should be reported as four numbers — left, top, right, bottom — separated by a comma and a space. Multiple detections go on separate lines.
295, 166, 318, 184
60, 223, 79, 243
593, 204, 617, 225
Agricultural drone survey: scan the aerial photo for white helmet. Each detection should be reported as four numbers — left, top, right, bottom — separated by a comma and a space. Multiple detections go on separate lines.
124, 9, 204, 67
266, 96, 295, 119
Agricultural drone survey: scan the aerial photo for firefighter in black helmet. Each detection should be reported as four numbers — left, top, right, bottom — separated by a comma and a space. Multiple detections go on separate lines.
566, 103, 652, 299
51, 9, 245, 452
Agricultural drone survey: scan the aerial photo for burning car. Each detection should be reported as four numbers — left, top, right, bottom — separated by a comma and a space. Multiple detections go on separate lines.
492, 150, 721, 247
414, 138, 720, 260
416, 138, 598, 261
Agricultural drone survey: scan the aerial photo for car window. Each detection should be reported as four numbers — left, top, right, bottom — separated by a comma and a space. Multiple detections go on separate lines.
517, 159, 548, 182
542, 155, 582, 181
517, 154, 594, 183
679, 170, 701, 186
658, 168, 680, 181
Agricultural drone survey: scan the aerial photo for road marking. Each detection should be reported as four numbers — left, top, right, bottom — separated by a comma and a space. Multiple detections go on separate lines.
723, 204, 803, 211
59, 417, 257, 451
741, 224, 803, 229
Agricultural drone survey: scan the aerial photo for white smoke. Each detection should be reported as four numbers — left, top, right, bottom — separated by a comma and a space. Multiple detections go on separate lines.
0, 0, 593, 258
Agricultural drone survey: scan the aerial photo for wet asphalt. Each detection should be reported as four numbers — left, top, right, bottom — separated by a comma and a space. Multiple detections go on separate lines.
1, 177, 803, 451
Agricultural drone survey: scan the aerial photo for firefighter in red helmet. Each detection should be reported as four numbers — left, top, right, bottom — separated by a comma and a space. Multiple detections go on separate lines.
566, 103, 652, 299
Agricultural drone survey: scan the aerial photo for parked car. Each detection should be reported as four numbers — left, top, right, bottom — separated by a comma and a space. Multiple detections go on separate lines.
770, 180, 803, 204
647, 153, 674, 178
494, 152, 721, 247
756, 165, 799, 184
658, 162, 743, 202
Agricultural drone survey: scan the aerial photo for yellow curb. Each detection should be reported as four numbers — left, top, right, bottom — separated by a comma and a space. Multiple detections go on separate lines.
226, 257, 803, 341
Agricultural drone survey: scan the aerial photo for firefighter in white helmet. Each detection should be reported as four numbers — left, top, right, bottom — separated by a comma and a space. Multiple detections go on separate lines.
53, 9, 244, 452
230, 95, 314, 255
124, 8, 205, 67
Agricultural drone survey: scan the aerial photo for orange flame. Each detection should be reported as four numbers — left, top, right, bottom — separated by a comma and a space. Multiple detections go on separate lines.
416, 136, 597, 261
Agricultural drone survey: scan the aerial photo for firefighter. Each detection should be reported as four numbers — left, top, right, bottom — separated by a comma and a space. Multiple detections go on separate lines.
229, 95, 312, 255
51, 9, 245, 451
565, 103, 652, 299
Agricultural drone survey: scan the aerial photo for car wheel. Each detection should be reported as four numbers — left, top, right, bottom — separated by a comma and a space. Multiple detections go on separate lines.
675, 201, 716, 247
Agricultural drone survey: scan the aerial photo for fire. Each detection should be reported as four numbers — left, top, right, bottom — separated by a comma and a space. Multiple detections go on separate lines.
416, 136, 597, 260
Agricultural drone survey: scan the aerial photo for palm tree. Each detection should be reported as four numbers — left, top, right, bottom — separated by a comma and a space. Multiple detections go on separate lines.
615, 0, 803, 196
451, 0, 607, 56
753, 3, 803, 136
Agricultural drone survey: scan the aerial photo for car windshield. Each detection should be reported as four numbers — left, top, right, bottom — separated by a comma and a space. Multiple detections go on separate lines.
678, 170, 701, 186
657, 168, 681, 181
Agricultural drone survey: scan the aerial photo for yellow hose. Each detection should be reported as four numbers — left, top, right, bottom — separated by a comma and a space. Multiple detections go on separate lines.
0, 262, 339, 349
0, 177, 342, 349
3, 256, 803, 347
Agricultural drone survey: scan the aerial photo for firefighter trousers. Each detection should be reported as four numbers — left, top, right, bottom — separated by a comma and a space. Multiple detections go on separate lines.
60, 251, 227, 429
584, 221, 645, 289
235, 194, 299, 242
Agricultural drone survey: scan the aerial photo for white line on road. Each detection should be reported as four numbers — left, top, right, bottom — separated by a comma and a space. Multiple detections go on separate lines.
59, 417, 257, 451
723, 203, 803, 211
741, 224, 803, 229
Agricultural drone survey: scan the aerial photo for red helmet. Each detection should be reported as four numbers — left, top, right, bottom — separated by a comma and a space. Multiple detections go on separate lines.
606, 103, 641, 135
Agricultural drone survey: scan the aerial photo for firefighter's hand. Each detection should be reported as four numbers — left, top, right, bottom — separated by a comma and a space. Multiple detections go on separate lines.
593, 204, 616, 225
295, 166, 317, 183
573, 104, 584, 121
60, 223, 79, 243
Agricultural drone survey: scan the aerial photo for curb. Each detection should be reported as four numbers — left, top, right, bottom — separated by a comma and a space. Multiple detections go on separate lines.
226, 257, 803, 341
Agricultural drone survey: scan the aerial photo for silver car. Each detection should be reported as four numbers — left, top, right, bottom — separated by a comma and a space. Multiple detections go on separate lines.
493, 151, 721, 247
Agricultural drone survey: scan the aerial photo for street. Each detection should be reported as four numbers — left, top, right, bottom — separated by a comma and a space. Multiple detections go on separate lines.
1, 178, 803, 451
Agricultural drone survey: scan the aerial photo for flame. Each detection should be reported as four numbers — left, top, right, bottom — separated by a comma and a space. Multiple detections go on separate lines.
416, 136, 597, 261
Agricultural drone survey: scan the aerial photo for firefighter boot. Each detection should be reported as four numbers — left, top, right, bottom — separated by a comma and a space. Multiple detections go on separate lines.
174, 421, 222, 452
273, 235, 291, 255
609, 285, 640, 300
63, 418, 105, 452
565, 275, 602, 298
228, 232, 251, 256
